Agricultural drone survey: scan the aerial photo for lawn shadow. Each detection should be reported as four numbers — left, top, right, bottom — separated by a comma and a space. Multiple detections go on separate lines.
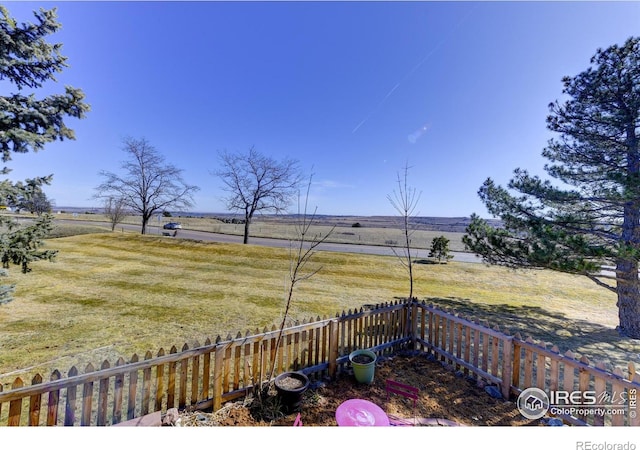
412, 296, 640, 373
414, 259, 444, 265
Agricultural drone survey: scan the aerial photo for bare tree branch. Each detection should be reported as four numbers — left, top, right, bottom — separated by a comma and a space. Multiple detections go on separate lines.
103, 196, 130, 231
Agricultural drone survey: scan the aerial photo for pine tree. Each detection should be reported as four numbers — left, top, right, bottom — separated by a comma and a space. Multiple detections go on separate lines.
429, 236, 454, 264
463, 37, 640, 338
0, 6, 89, 303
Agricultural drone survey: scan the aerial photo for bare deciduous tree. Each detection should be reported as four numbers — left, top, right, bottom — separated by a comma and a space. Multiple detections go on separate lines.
215, 147, 302, 244
103, 196, 129, 231
95, 137, 199, 234
253, 173, 334, 414
17, 185, 53, 216
268, 175, 335, 381
387, 163, 422, 300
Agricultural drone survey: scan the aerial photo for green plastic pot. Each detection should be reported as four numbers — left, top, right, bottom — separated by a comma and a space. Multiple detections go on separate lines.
349, 349, 377, 384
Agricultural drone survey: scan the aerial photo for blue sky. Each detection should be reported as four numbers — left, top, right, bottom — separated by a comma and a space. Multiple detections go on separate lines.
4, 1, 640, 217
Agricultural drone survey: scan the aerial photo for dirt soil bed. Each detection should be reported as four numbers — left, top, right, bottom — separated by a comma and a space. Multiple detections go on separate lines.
172, 352, 543, 426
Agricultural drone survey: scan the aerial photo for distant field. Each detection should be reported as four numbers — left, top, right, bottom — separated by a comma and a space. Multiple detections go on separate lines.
0, 231, 633, 389
49, 212, 469, 251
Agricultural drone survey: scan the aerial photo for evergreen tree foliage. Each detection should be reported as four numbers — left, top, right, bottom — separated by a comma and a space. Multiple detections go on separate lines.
463, 37, 640, 338
0, 6, 89, 304
429, 236, 454, 264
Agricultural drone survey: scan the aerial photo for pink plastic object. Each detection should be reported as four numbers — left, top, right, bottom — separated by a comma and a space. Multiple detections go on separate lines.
335, 399, 390, 426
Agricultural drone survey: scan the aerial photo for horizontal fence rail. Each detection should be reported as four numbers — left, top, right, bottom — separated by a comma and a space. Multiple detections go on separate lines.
1, 299, 638, 426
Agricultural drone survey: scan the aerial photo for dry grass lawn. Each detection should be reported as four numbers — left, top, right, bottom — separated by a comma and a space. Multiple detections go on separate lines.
0, 231, 636, 388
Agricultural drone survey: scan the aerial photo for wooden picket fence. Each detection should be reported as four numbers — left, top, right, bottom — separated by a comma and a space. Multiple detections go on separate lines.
411, 303, 640, 426
1, 299, 638, 426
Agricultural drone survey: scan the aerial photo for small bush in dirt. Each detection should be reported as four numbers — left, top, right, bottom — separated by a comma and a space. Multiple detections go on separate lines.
249, 388, 285, 422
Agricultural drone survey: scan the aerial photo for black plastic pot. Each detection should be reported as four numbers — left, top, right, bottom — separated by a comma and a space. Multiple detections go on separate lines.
274, 371, 310, 414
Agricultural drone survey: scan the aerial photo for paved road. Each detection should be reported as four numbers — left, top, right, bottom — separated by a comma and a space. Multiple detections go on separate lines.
58, 219, 483, 264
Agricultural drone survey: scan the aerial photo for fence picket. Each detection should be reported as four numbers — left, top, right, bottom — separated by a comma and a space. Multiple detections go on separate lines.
8, 378, 23, 426
448, 318, 454, 362
155, 348, 165, 412
112, 358, 125, 424
563, 358, 576, 393
356, 313, 363, 349
524, 347, 533, 388
314, 322, 321, 368
629, 362, 637, 382
473, 327, 480, 375
481, 331, 489, 374
96, 362, 109, 426
260, 338, 268, 385
81, 363, 94, 426
141, 351, 152, 416
593, 362, 606, 426
252, 337, 260, 386
268, 327, 276, 378
64, 366, 79, 426
536, 347, 546, 390
307, 327, 314, 368
549, 349, 559, 393
611, 378, 626, 426
230, 333, 242, 391
47, 370, 62, 426
192, 344, 201, 405
491, 334, 500, 378
167, 346, 178, 409
128, 354, 139, 420
511, 340, 521, 389
28, 374, 43, 426
455, 322, 462, 363
179, 344, 189, 409
213, 343, 224, 412
282, 333, 291, 372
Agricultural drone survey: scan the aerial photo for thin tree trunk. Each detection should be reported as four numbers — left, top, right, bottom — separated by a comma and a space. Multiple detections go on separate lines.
403, 214, 413, 300
243, 211, 251, 244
